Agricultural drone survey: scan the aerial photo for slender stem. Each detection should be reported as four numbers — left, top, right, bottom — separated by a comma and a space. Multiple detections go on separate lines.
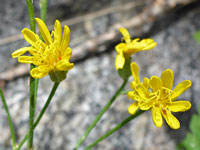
34, 82, 59, 127
40, 0, 48, 22
120, 90, 129, 95
34, 0, 49, 114
34, 79, 39, 115
26, 0, 36, 33
23, 0, 49, 149
28, 78, 39, 149
0, 89, 17, 149
34, 0, 49, 110
74, 79, 128, 150
17, 134, 28, 150
28, 67, 36, 150
16, 83, 60, 150
85, 110, 144, 150
26, 0, 36, 149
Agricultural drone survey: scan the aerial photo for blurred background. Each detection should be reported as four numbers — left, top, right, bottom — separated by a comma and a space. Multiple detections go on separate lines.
0, 0, 200, 149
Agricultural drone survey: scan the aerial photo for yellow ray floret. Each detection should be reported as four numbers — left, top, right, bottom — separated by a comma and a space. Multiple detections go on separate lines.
127, 62, 150, 115
12, 18, 74, 82
115, 28, 157, 70
128, 62, 192, 129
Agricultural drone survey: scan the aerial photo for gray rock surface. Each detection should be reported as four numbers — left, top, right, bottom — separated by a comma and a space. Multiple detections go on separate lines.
0, 0, 190, 73
0, 0, 200, 150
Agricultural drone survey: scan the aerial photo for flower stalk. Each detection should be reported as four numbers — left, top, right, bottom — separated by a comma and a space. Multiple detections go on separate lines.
74, 79, 128, 150
85, 110, 144, 150
0, 89, 17, 150
40, 0, 48, 22
25, 0, 37, 149
17, 82, 59, 150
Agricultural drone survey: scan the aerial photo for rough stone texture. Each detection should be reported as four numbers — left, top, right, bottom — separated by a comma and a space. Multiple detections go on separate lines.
0, 0, 147, 73
0, 0, 192, 73
0, 0, 200, 150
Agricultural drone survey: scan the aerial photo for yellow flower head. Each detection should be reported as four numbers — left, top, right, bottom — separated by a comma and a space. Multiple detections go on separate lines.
115, 28, 157, 70
128, 63, 192, 129
12, 18, 74, 82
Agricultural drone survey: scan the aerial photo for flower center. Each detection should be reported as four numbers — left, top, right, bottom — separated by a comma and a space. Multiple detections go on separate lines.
149, 87, 174, 106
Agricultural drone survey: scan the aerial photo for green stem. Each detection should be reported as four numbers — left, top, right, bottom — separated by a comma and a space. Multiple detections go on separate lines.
27, 76, 40, 150
17, 134, 28, 150
34, 82, 59, 127
26, 0, 36, 149
40, 0, 48, 22
34, 79, 39, 115
34, 0, 49, 113
0, 89, 17, 149
28, 66, 36, 150
74, 79, 128, 150
17, 82, 59, 150
26, 0, 36, 33
85, 110, 144, 150
120, 90, 129, 95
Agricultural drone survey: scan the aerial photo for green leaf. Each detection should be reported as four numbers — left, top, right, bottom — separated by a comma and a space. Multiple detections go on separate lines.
190, 115, 200, 142
181, 133, 200, 150
198, 106, 200, 115
178, 106, 200, 150
193, 31, 200, 44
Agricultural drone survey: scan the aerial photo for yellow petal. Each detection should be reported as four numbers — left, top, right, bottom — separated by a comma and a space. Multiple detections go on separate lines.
135, 84, 149, 99
162, 110, 180, 129
150, 76, 162, 92
142, 77, 149, 89
12, 47, 30, 58
29, 48, 41, 56
37, 65, 51, 72
171, 80, 192, 100
61, 25, 70, 52
130, 81, 137, 89
54, 20, 62, 44
131, 62, 140, 84
167, 101, 191, 112
128, 102, 139, 115
128, 90, 146, 102
132, 38, 140, 42
115, 53, 125, 70
142, 40, 157, 50
124, 43, 143, 54
18, 56, 35, 64
152, 106, 163, 128
119, 28, 131, 43
128, 91, 136, 100
126, 43, 143, 50
56, 60, 74, 71
161, 69, 174, 89
22, 28, 41, 48
30, 67, 49, 78
115, 43, 126, 54
125, 39, 156, 53
18, 55, 42, 66
140, 101, 153, 110
35, 18, 52, 44
62, 47, 72, 60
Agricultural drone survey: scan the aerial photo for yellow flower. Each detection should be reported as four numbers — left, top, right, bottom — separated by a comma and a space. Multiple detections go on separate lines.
12, 18, 74, 82
128, 62, 150, 115
115, 28, 157, 70
128, 63, 192, 129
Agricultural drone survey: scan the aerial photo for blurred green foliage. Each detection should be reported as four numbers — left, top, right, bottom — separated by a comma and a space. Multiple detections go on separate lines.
177, 106, 200, 150
193, 31, 200, 44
